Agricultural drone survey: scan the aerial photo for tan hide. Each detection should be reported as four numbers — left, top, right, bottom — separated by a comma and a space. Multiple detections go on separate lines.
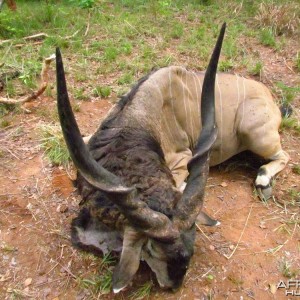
91, 67, 289, 199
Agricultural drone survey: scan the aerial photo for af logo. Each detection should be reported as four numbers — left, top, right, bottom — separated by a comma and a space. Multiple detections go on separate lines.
277, 280, 300, 296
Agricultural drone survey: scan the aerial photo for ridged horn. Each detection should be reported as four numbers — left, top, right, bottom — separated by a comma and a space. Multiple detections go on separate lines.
56, 48, 132, 194
174, 23, 226, 230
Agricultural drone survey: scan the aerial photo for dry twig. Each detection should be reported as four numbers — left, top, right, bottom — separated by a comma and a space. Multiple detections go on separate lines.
0, 33, 48, 46
224, 204, 253, 259
0, 54, 55, 105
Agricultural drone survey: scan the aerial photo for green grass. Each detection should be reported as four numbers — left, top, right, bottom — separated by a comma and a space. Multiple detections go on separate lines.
92, 86, 111, 98
78, 272, 113, 295
74, 87, 89, 101
259, 28, 276, 47
249, 61, 263, 77
0, 0, 260, 104
279, 259, 299, 279
0, 0, 297, 110
77, 252, 116, 296
292, 165, 300, 175
219, 60, 234, 72
69, 0, 96, 9
296, 52, 300, 71
288, 188, 300, 200
129, 281, 153, 300
276, 82, 300, 105
0, 118, 11, 128
280, 117, 300, 133
39, 123, 70, 166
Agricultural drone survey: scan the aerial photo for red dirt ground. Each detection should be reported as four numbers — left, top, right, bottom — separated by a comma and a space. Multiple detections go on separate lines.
0, 43, 299, 299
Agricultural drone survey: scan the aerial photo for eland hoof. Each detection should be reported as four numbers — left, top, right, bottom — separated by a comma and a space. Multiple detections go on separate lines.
256, 185, 272, 201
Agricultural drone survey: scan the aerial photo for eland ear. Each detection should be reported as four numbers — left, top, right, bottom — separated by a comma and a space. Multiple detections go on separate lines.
112, 226, 146, 293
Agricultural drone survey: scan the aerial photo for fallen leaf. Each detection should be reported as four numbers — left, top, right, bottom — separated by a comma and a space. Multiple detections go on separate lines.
220, 182, 228, 187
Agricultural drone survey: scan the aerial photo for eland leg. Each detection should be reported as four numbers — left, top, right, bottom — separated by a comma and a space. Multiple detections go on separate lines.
244, 129, 289, 200
254, 149, 289, 200
237, 97, 290, 200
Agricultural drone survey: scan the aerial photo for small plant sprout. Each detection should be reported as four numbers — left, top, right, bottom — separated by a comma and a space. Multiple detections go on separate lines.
249, 61, 263, 77
292, 165, 300, 175
279, 259, 299, 279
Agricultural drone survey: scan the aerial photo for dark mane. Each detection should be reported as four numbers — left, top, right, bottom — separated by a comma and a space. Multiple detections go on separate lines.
101, 69, 158, 129
76, 127, 180, 220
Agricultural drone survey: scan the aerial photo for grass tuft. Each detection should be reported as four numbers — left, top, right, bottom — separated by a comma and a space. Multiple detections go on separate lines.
276, 82, 300, 105
279, 259, 299, 279
255, 2, 300, 36
92, 86, 111, 98
79, 272, 113, 295
280, 117, 300, 133
249, 61, 263, 77
77, 252, 116, 296
292, 165, 300, 175
39, 123, 70, 166
129, 281, 153, 300
259, 28, 276, 47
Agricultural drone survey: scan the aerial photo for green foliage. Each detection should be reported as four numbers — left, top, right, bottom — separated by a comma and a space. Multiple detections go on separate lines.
5, 81, 17, 98
121, 42, 133, 55
0, 11, 20, 38
69, 0, 95, 9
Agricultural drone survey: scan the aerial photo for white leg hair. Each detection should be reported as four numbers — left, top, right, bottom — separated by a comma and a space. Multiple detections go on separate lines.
255, 149, 290, 200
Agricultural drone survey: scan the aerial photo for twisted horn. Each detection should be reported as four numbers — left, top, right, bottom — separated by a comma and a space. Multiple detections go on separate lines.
174, 23, 226, 230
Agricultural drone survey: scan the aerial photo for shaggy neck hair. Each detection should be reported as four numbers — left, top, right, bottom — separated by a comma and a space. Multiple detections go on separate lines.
76, 127, 181, 219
